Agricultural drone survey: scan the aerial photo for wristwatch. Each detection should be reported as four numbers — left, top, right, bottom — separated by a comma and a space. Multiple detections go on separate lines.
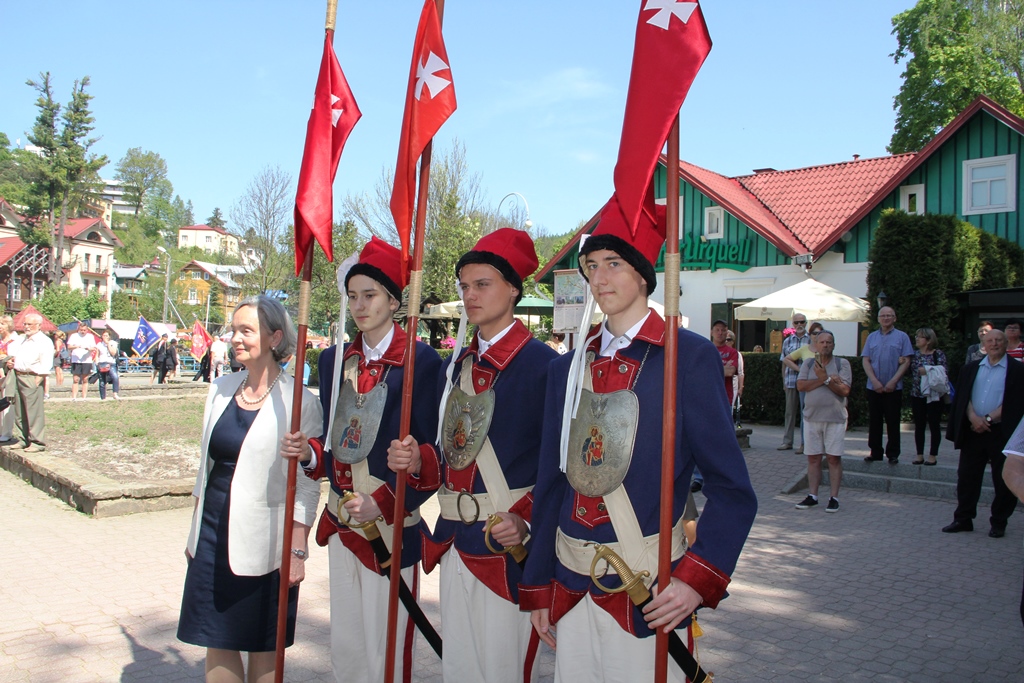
985, 414, 993, 425
291, 548, 308, 560
824, 377, 831, 386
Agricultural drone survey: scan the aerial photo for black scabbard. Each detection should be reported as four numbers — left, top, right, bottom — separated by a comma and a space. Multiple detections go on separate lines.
636, 596, 710, 683
363, 532, 443, 657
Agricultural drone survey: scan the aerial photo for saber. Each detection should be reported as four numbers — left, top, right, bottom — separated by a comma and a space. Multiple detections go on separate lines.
483, 513, 528, 570
590, 544, 712, 683
336, 492, 443, 657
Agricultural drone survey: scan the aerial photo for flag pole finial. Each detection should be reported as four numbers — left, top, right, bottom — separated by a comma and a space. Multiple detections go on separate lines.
325, 0, 338, 31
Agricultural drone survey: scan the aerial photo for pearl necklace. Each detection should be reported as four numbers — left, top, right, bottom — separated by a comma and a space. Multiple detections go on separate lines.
237, 369, 282, 405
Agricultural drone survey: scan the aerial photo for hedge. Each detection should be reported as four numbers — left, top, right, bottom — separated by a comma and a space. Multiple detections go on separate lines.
306, 348, 322, 387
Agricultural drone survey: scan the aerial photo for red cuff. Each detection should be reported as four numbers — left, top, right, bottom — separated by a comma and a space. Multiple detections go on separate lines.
306, 438, 326, 480
371, 483, 399, 526
518, 583, 553, 612
672, 551, 731, 609
409, 443, 442, 491
509, 491, 534, 525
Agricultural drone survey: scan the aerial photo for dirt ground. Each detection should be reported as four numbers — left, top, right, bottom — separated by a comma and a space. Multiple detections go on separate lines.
42, 396, 205, 482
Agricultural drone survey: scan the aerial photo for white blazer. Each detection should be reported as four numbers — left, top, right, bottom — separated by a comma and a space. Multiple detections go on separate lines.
186, 370, 322, 577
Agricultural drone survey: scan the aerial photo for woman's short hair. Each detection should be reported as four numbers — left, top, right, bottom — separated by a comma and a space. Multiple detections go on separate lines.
808, 322, 824, 334
233, 295, 297, 361
915, 327, 937, 350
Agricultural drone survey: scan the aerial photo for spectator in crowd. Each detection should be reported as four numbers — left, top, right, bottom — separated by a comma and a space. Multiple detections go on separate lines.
210, 335, 229, 378
794, 330, 852, 512
51, 330, 67, 393
862, 306, 914, 464
1006, 319, 1023, 361
999, 419, 1024, 625
783, 322, 824, 454
177, 295, 322, 682
966, 321, 994, 363
752, 344, 764, 353
67, 321, 97, 401
779, 315, 813, 451
152, 335, 177, 385
942, 329, 1024, 537
4, 313, 54, 452
694, 319, 741, 493
910, 328, 947, 465
0, 315, 19, 443
95, 330, 121, 401
725, 330, 744, 416
545, 331, 568, 354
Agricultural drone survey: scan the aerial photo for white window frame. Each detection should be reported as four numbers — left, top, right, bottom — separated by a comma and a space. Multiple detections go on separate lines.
703, 206, 725, 240
653, 196, 685, 241
900, 184, 925, 216
963, 154, 1016, 215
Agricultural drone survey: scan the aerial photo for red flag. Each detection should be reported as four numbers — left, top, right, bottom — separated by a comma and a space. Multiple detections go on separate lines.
390, 0, 457, 269
613, 0, 711, 235
190, 321, 213, 361
294, 35, 362, 274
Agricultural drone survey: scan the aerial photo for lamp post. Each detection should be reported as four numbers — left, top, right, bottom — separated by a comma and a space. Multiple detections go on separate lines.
157, 246, 171, 324
876, 289, 890, 310
497, 192, 533, 230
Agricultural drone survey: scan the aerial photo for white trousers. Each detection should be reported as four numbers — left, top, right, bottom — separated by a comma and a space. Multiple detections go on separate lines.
328, 535, 417, 683
554, 593, 690, 683
439, 548, 538, 683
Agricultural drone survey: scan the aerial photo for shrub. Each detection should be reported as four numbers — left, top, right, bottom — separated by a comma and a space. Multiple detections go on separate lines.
305, 348, 322, 387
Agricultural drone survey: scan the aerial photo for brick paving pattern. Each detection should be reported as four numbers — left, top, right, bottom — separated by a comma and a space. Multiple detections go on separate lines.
1, 423, 1022, 682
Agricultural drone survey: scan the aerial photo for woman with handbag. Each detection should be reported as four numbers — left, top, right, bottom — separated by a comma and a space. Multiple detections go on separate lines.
95, 330, 121, 401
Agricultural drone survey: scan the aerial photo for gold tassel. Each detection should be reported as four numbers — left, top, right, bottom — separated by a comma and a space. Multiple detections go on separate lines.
691, 614, 704, 638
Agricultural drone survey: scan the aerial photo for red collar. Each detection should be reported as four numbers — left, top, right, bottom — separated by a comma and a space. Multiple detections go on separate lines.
457, 319, 533, 370
585, 308, 667, 353
342, 323, 408, 366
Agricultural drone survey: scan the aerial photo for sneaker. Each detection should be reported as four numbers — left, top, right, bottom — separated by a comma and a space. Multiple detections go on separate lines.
690, 480, 703, 493
795, 495, 818, 509
44, 394, 50, 400
23, 444, 46, 453
826, 497, 840, 513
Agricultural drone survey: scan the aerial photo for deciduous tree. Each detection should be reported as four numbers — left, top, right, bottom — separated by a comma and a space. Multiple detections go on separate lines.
230, 165, 292, 296
890, 0, 1024, 153
115, 147, 168, 216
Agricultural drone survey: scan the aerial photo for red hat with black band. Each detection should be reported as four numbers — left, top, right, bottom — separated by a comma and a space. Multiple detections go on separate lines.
345, 237, 408, 301
455, 228, 538, 305
579, 190, 666, 295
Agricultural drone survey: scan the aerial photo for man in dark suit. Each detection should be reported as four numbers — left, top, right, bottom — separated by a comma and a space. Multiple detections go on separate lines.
943, 329, 1024, 537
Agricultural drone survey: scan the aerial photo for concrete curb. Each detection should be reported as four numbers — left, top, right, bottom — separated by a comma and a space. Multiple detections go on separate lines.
0, 445, 193, 518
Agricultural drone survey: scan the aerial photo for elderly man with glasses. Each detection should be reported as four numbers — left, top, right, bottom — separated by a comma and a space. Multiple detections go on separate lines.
862, 306, 914, 464
779, 316, 813, 452
4, 313, 54, 452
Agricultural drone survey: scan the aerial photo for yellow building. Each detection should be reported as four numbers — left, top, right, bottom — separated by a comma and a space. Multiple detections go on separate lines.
177, 260, 245, 323
177, 224, 240, 257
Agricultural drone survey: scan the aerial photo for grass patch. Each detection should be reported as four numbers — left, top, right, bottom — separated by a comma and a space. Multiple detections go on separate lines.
45, 396, 205, 443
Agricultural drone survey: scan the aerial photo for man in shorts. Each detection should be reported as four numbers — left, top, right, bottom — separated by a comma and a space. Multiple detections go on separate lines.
794, 330, 853, 512
67, 321, 97, 401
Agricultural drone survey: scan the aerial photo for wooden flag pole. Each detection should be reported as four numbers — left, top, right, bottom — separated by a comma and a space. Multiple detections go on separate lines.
274, 5, 338, 681
655, 114, 681, 683
384, 2, 445, 680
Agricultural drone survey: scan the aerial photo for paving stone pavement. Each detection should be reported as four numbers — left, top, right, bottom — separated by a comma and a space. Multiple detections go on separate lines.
1, 423, 1022, 682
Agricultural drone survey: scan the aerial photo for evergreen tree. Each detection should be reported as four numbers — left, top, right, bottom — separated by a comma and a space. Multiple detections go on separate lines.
207, 207, 226, 229
25, 73, 62, 221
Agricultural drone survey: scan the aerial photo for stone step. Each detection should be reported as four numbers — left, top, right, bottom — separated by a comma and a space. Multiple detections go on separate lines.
783, 457, 1011, 505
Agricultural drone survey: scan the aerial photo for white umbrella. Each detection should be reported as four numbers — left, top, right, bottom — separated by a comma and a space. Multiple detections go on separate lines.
733, 278, 869, 322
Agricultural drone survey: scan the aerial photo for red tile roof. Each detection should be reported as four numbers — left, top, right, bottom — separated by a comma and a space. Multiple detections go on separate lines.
734, 154, 916, 253
0, 235, 27, 265
180, 224, 228, 235
60, 217, 105, 239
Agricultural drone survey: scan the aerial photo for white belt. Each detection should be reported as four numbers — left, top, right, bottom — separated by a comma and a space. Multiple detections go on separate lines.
555, 515, 688, 586
437, 485, 534, 524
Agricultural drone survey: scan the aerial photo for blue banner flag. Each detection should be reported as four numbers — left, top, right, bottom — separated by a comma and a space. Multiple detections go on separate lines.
132, 317, 161, 356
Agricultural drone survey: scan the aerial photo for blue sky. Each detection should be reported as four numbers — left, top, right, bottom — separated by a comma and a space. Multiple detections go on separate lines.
0, 1, 915, 237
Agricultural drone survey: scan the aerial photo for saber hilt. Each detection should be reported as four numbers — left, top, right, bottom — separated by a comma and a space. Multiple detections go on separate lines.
483, 514, 528, 564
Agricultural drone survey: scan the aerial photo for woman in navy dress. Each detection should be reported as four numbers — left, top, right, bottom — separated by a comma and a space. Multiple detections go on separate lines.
178, 295, 322, 682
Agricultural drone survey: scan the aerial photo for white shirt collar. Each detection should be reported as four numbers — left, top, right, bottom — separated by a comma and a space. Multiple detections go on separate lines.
478, 321, 516, 356
599, 311, 650, 357
361, 325, 395, 363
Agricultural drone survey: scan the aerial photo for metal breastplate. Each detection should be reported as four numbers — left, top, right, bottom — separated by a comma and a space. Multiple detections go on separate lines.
441, 382, 495, 471
331, 379, 387, 464
566, 388, 639, 497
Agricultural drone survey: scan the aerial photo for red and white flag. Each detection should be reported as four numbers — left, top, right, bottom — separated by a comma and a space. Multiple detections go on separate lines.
294, 35, 362, 274
190, 321, 213, 361
390, 0, 457, 269
612, 0, 711, 236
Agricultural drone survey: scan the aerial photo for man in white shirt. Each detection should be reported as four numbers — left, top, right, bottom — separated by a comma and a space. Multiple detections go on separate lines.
5, 313, 55, 452
210, 337, 229, 378
67, 321, 97, 401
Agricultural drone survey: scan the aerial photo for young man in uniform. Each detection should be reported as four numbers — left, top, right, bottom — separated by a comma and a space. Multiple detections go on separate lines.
521, 208, 757, 682
392, 228, 557, 682
281, 238, 442, 682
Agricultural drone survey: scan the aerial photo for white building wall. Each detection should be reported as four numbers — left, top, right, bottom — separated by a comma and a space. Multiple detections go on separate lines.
653, 252, 869, 358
